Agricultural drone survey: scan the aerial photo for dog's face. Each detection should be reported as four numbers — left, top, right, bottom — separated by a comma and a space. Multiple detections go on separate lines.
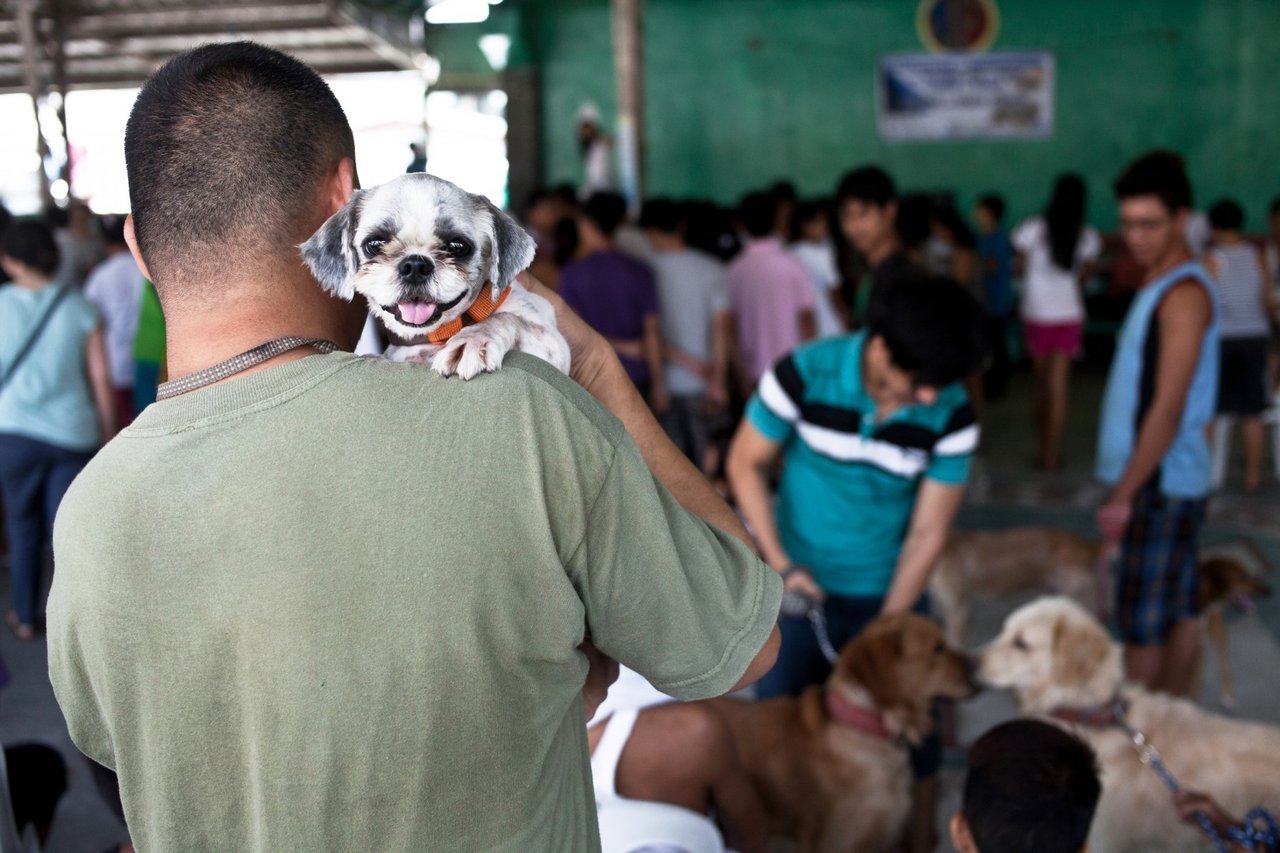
1198, 556, 1272, 613
978, 596, 1122, 714
299, 173, 536, 341
834, 612, 977, 744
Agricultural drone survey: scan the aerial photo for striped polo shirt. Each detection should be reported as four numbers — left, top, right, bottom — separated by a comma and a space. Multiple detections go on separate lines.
746, 332, 977, 597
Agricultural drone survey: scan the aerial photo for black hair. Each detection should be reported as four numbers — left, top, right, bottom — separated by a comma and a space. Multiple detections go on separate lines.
865, 275, 986, 387
977, 194, 1006, 223
683, 200, 740, 261
769, 180, 798, 205
582, 191, 628, 237
963, 720, 1101, 853
98, 213, 128, 246
1045, 173, 1087, 272
835, 165, 897, 208
1208, 198, 1244, 231
739, 191, 779, 238
1113, 150, 1193, 214
124, 41, 355, 292
2, 220, 61, 277
788, 198, 830, 242
638, 197, 682, 234
551, 183, 579, 209
933, 200, 977, 250
1270, 196, 1280, 218
524, 187, 554, 213
895, 194, 934, 251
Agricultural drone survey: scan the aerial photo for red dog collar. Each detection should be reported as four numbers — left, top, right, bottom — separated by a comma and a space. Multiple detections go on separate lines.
425, 285, 511, 344
825, 687, 892, 740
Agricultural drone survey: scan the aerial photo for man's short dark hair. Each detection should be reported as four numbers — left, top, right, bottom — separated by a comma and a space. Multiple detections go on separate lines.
1208, 198, 1244, 231
582, 191, 628, 237
865, 275, 986, 387
977, 194, 1006, 223
638, 198, 682, 234
739, 192, 779, 238
835, 165, 897, 208
2, 220, 61, 276
963, 720, 1101, 853
1270, 196, 1280, 219
1113, 150, 1193, 213
125, 41, 355, 295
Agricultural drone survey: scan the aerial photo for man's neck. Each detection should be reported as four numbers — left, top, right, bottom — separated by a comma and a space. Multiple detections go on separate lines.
162, 268, 362, 382
867, 236, 900, 269
1142, 242, 1194, 284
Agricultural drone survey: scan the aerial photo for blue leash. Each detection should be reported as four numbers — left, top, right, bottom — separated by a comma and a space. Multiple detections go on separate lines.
1111, 701, 1278, 852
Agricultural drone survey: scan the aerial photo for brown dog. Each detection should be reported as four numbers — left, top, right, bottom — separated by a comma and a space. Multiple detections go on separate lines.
706, 613, 976, 852
928, 527, 1104, 648
1194, 555, 1273, 708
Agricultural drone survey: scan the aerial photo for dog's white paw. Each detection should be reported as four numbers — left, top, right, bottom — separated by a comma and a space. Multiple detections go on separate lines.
430, 324, 513, 379
384, 343, 441, 365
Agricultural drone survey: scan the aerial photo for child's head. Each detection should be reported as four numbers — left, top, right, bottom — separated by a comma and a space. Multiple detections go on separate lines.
974, 195, 1005, 234
1208, 198, 1245, 237
789, 198, 831, 243
1114, 150, 1193, 269
950, 720, 1101, 853
835, 165, 898, 256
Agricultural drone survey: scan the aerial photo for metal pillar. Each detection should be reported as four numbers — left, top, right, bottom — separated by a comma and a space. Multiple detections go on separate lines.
16, 0, 55, 210
610, 0, 644, 205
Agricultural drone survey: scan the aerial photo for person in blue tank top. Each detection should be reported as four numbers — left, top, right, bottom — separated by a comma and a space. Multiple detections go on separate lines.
1095, 151, 1220, 696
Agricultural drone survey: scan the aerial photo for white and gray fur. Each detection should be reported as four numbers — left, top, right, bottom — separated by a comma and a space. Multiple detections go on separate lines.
300, 173, 569, 378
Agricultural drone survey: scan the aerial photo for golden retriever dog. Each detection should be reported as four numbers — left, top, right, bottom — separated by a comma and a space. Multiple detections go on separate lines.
707, 613, 976, 852
979, 596, 1280, 852
928, 527, 1104, 648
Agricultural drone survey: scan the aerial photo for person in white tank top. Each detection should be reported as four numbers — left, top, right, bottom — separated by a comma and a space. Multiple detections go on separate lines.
1204, 199, 1276, 491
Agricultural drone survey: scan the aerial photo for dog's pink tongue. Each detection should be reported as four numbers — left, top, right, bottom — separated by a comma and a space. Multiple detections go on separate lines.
398, 302, 437, 325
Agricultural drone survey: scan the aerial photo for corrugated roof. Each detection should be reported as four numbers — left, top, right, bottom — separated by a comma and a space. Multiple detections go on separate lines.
1, 0, 425, 94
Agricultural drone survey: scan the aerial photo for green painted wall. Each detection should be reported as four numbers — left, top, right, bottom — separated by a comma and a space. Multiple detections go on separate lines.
512, 0, 1280, 230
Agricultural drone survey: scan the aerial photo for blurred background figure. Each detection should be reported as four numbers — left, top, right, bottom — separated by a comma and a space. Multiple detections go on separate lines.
406, 141, 426, 174
83, 214, 144, 429
0, 220, 116, 640
575, 101, 614, 198
49, 201, 103, 290
788, 198, 845, 339
974, 194, 1015, 400
1013, 173, 1102, 471
1205, 198, 1275, 491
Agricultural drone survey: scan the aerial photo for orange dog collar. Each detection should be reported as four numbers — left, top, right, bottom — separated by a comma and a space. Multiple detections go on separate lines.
425, 285, 511, 344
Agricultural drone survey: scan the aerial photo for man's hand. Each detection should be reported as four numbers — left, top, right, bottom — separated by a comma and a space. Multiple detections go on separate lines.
1096, 494, 1133, 543
1173, 790, 1238, 840
781, 566, 825, 602
580, 640, 619, 722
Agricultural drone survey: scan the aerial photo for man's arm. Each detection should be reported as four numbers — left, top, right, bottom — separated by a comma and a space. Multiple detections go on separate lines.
85, 325, 118, 443
643, 313, 670, 413
798, 308, 816, 342
1099, 280, 1212, 532
881, 479, 965, 614
708, 310, 733, 409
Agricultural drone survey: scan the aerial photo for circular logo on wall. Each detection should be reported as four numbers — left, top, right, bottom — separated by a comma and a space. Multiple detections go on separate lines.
916, 0, 1000, 53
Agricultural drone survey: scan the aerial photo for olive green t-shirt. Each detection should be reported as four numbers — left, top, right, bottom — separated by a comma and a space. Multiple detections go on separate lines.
47, 352, 781, 851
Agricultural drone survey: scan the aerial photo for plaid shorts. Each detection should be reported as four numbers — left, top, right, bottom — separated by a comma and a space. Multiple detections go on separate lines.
1116, 486, 1207, 645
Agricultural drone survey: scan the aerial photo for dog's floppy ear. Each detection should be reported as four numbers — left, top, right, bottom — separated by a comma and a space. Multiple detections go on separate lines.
299, 189, 367, 301
480, 197, 536, 299
844, 622, 902, 714
1050, 614, 1114, 689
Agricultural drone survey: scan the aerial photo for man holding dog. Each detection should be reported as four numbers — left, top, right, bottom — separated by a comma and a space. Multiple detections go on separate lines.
46, 42, 781, 851
1096, 151, 1220, 696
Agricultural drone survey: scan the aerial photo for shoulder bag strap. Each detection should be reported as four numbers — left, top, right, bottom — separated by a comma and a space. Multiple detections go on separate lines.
0, 285, 71, 391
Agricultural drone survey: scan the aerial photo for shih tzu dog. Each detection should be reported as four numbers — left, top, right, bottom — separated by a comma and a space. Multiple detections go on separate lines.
300, 173, 569, 378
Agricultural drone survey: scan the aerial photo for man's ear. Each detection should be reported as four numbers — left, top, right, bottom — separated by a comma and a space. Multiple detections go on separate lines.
481, 197, 536, 299
123, 215, 153, 283
299, 189, 367, 301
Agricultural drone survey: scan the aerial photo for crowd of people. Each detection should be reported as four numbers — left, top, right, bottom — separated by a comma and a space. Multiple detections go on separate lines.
1, 39, 1279, 852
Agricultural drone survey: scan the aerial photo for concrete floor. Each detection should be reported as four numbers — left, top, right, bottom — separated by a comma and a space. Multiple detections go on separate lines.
2, 363, 1278, 852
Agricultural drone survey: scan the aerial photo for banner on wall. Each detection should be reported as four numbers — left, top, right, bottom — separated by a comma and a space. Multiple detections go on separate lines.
877, 51, 1054, 142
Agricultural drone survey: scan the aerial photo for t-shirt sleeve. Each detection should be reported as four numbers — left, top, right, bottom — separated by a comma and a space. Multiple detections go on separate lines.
745, 352, 803, 443
1011, 219, 1038, 253
709, 268, 731, 314
1078, 227, 1103, 264
926, 401, 979, 485
566, 439, 782, 700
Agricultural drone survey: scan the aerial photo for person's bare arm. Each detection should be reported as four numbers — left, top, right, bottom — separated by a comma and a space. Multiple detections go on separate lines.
708, 310, 733, 409
643, 313, 670, 413
85, 325, 117, 443
798, 308, 816, 342
881, 479, 965, 614
1098, 281, 1212, 533
951, 247, 976, 284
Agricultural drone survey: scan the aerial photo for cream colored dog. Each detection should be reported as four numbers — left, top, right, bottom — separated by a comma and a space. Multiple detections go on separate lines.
979, 597, 1280, 852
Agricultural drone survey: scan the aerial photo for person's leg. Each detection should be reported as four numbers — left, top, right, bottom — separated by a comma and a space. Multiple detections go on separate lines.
38, 447, 95, 624
1043, 349, 1071, 470
753, 612, 830, 699
1240, 417, 1265, 492
1117, 486, 1172, 689
4, 743, 67, 846
0, 436, 54, 634
1155, 496, 1208, 697
1030, 353, 1049, 466
1158, 617, 1203, 697
616, 703, 768, 853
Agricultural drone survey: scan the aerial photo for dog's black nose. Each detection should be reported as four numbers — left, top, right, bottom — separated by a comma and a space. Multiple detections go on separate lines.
398, 255, 434, 282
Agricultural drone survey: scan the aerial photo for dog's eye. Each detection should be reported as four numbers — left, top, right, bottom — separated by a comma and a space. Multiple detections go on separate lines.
443, 239, 473, 257
362, 238, 387, 257
1013, 635, 1029, 651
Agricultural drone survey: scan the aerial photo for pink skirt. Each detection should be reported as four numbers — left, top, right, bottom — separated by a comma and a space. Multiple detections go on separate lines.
1023, 320, 1083, 359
